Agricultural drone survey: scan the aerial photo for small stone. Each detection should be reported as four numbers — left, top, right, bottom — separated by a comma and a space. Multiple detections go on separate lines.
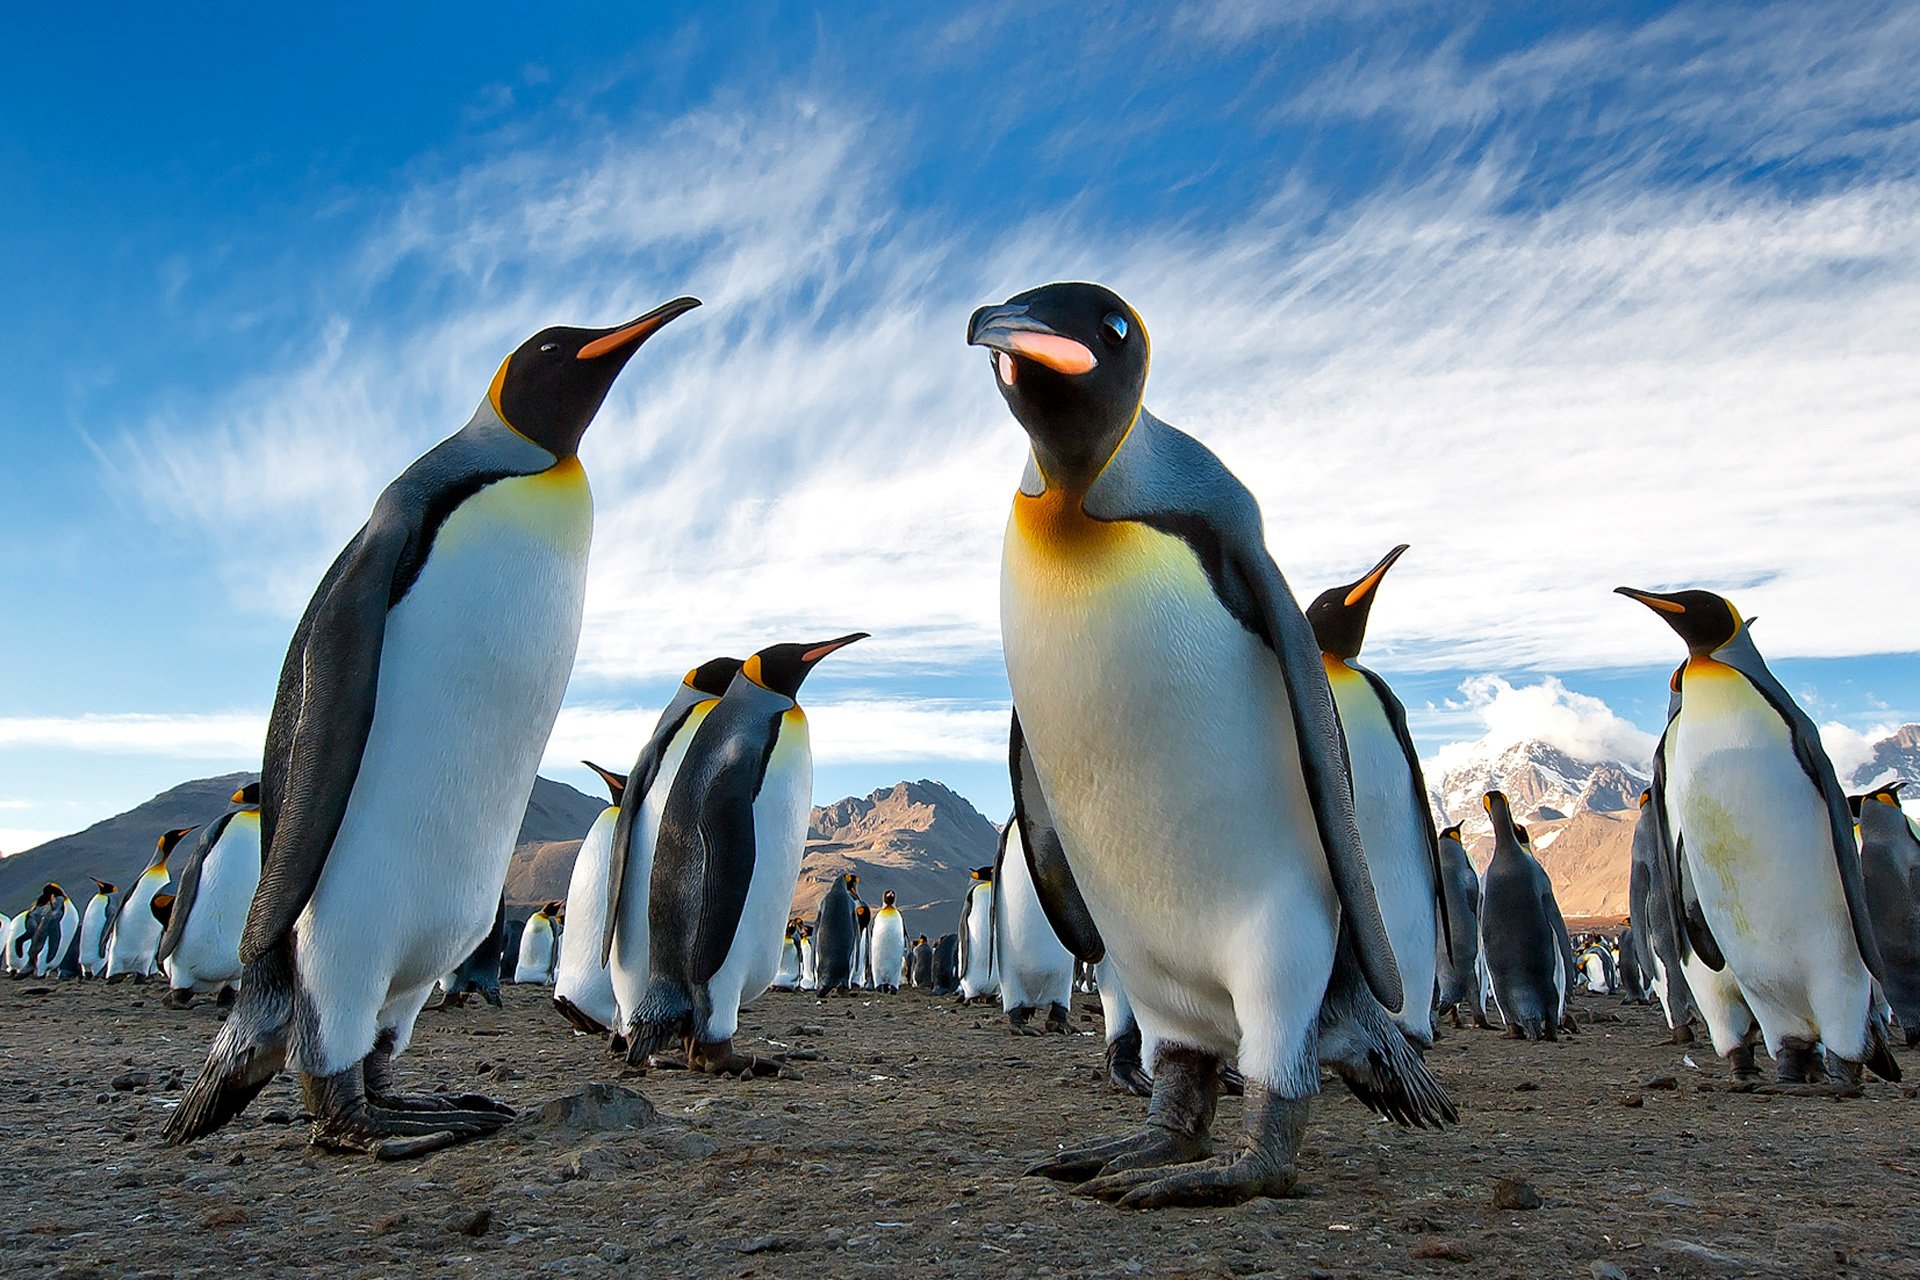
1618, 1094, 1644, 1107
1642, 1074, 1679, 1090
199, 1205, 247, 1229
1649, 1189, 1700, 1209
1491, 1178, 1542, 1210
599, 1244, 632, 1264
789, 1024, 826, 1037
259, 1109, 292, 1125
736, 1235, 791, 1255
495, 1065, 524, 1081
445, 1208, 492, 1236
525, 1083, 656, 1135
1590, 1263, 1629, 1280
370, 1214, 408, 1236
225, 1152, 245, 1166
1649, 1239, 1746, 1273
111, 1071, 149, 1092
1410, 1240, 1473, 1262
1512, 1080, 1539, 1092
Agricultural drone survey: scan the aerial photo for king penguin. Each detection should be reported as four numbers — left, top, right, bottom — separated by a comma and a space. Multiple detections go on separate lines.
994, 820, 1073, 1034
1854, 784, 1920, 1047
159, 784, 264, 1007
604, 657, 744, 1040
813, 872, 861, 995
955, 865, 996, 1003
166, 297, 700, 1156
1628, 787, 1696, 1039
1478, 792, 1564, 1041
1432, 824, 1488, 1029
1306, 545, 1449, 1047
869, 891, 905, 993
1619, 586, 1900, 1089
79, 879, 118, 978
624, 633, 866, 1074
553, 762, 627, 1034
28, 885, 75, 978
515, 903, 562, 984
975, 281, 1451, 1208
438, 895, 507, 1009
852, 899, 873, 989
774, 920, 803, 990
106, 828, 193, 981
907, 934, 934, 989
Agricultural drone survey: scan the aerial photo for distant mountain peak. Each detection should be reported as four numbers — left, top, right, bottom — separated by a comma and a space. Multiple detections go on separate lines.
1433, 737, 1649, 834
808, 778, 999, 846
1848, 723, 1920, 791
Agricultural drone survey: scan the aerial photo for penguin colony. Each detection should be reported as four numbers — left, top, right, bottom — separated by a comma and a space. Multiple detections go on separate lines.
6, 282, 1907, 1211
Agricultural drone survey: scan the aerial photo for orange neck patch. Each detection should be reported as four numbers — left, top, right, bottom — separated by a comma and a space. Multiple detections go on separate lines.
1012, 487, 1128, 556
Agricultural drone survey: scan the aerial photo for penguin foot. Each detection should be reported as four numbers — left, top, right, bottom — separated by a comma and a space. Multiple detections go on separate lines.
1045, 1002, 1072, 1035
372, 1089, 516, 1118
1029, 1127, 1211, 1183
1773, 1039, 1820, 1084
1105, 1025, 1153, 1097
1035, 1043, 1220, 1182
302, 1069, 509, 1157
688, 1039, 794, 1079
1670, 1023, 1696, 1045
1074, 1088, 1307, 1209
1007, 1007, 1040, 1036
162, 988, 195, 1009
1216, 1063, 1246, 1097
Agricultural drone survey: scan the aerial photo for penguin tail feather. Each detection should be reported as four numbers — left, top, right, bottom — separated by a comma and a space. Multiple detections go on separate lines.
1865, 1012, 1903, 1083
1317, 937, 1458, 1130
625, 980, 695, 1063
163, 953, 294, 1145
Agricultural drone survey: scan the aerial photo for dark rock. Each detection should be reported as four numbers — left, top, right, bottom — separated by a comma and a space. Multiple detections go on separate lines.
1590, 1264, 1628, 1280
495, 1065, 524, 1081
789, 1024, 826, 1037
110, 1071, 148, 1091
1642, 1074, 1679, 1090
258, 1109, 292, 1125
1619, 1094, 1644, 1107
1492, 1178, 1542, 1210
445, 1208, 492, 1236
1410, 1240, 1473, 1262
198, 1205, 247, 1229
736, 1235, 794, 1254
225, 1153, 245, 1166
524, 1083, 656, 1136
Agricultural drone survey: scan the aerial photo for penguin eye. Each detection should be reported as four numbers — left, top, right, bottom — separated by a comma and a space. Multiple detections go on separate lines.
1100, 313, 1128, 347
539, 342, 559, 353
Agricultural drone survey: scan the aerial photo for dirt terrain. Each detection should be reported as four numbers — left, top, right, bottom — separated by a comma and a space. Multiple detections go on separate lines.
2, 979, 1915, 1279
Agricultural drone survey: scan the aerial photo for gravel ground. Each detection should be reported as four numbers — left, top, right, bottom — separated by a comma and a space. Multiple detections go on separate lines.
2, 978, 1916, 1279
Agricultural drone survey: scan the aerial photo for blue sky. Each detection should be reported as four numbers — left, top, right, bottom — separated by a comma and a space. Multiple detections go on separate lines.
4, 2, 1920, 850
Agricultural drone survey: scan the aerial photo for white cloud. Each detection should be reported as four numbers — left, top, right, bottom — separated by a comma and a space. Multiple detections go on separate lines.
0, 713, 265, 759
1428, 675, 1657, 777
1818, 720, 1900, 786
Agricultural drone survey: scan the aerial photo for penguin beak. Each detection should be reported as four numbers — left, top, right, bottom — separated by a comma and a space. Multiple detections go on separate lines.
583, 761, 628, 806
800, 633, 869, 665
967, 304, 1097, 378
576, 296, 702, 361
1614, 586, 1688, 616
1343, 545, 1409, 608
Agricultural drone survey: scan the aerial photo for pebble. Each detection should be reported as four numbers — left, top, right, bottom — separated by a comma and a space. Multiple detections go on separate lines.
1648, 1239, 1747, 1273
110, 1072, 148, 1092
1409, 1240, 1473, 1262
1491, 1177, 1542, 1210
1590, 1263, 1628, 1280
444, 1208, 492, 1236
1641, 1074, 1679, 1090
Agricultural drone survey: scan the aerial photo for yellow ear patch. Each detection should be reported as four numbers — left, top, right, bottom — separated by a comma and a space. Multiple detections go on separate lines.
488, 355, 512, 426
743, 654, 765, 688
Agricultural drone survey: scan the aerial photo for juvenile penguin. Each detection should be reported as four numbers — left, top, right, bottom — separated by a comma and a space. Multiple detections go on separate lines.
1856, 784, 1920, 1046
1432, 824, 1488, 1029
625, 633, 866, 1074
975, 281, 1450, 1207
994, 821, 1073, 1034
773, 920, 803, 990
166, 297, 700, 1155
514, 903, 562, 984
1619, 587, 1900, 1088
79, 879, 118, 978
931, 932, 960, 996
956, 865, 997, 1003
1478, 793, 1564, 1041
159, 784, 264, 1006
869, 891, 906, 993
906, 934, 934, 989
553, 763, 627, 1033
604, 657, 744, 1036
1307, 545, 1447, 1046
106, 829, 193, 981
813, 872, 861, 995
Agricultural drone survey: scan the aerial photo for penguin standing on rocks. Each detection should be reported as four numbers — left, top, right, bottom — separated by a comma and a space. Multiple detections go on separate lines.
1479, 793, 1565, 1041
604, 657, 744, 1038
931, 933, 960, 996
553, 763, 627, 1033
852, 900, 873, 989
994, 821, 1073, 1034
907, 934, 934, 989
159, 785, 264, 1006
1433, 825, 1488, 1029
1620, 587, 1900, 1090
515, 904, 563, 984
975, 281, 1451, 1207
869, 892, 906, 993
812, 873, 862, 995
624, 634, 866, 1074
107, 829, 193, 980
165, 297, 700, 1157
956, 866, 997, 1003
1855, 784, 1920, 1046
1306, 545, 1447, 1047
79, 879, 119, 978
1093, 958, 1153, 1095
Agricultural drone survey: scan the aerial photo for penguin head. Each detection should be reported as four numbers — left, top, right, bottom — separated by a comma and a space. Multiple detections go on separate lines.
969, 282, 1149, 492
583, 761, 628, 808
1614, 587, 1744, 656
153, 826, 197, 869
1307, 545, 1409, 660
1868, 781, 1906, 808
1482, 792, 1522, 844
883, 889, 896, 907
488, 296, 702, 459
90, 877, 116, 895
36, 883, 62, 906
231, 782, 261, 806
741, 633, 868, 700
970, 865, 994, 883
544, 900, 565, 923
842, 872, 860, 894
1637, 788, 1653, 810
856, 902, 872, 926
685, 656, 746, 698
1438, 823, 1463, 844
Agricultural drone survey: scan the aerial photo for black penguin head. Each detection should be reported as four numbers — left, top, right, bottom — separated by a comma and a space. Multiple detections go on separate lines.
36, 883, 62, 905
90, 877, 115, 895
1482, 792, 1523, 847
583, 761, 628, 807
488, 296, 701, 459
1308, 545, 1409, 660
1637, 788, 1653, 809
843, 872, 860, 895
856, 902, 872, 926
970, 865, 994, 883
154, 826, 197, 867
1868, 781, 1906, 809
231, 782, 261, 806
685, 656, 746, 698
742, 633, 868, 700
1438, 823, 1463, 844
882, 890, 896, 906
1615, 587, 1745, 656
969, 282, 1150, 492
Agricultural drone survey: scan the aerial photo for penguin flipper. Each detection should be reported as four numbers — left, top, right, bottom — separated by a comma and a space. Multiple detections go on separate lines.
1356, 665, 1453, 965
648, 735, 762, 993
158, 812, 230, 964
1085, 418, 1400, 1012
1009, 712, 1105, 964
603, 695, 704, 965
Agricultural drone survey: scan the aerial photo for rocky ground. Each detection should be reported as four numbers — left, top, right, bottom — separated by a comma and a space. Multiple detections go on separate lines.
2, 979, 1915, 1279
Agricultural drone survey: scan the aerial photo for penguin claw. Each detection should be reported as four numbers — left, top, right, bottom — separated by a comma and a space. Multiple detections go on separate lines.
1027, 1128, 1208, 1183
1083, 1156, 1299, 1209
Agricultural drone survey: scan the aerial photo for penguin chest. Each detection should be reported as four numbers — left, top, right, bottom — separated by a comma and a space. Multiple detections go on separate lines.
1325, 666, 1436, 950
1000, 498, 1333, 1001
1665, 664, 1847, 950
726, 714, 814, 984
301, 464, 592, 989
174, 815, 263, 978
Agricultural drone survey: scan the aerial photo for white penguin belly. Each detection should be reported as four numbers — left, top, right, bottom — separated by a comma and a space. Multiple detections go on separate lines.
108, 874, 168, 977
870, 910, 905, 989
703, 713, 813, 1041
1666, 663, 1871, 1056
170, 813, 262, 989
81, 898, 111, 976
997, 827, 1075, 1012
1002, 507, 1337, 1086
960, 884, 997, 999
1326, 665, 1437, 1037
555, 805, 619, 1026
296, 464, 590, 1071
516, 918, 557, 983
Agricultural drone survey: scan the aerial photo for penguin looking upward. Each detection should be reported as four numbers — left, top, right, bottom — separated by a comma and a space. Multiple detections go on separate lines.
1619, 586, 1900, 1090
605, 657, 743, 1035
554, 762, 627, 1033
1478, 793, 1564, 1041
1854, 784, 1920, 1047
626, 633, 866, 1074
976, 281, 1450, 1208
1306, 545, 1448, 1046
1432, 824, 1487, 1030
79, 878, 118, 978
159, 783, 263, 1007
166, 297, 700, 1157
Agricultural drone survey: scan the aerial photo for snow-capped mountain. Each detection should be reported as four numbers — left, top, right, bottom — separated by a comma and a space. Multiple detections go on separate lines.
1431, 739, 1650, 834
1847, 724, 1920, 791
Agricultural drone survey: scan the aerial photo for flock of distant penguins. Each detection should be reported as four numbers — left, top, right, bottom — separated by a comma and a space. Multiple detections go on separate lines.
7, 282, 1918, 1209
